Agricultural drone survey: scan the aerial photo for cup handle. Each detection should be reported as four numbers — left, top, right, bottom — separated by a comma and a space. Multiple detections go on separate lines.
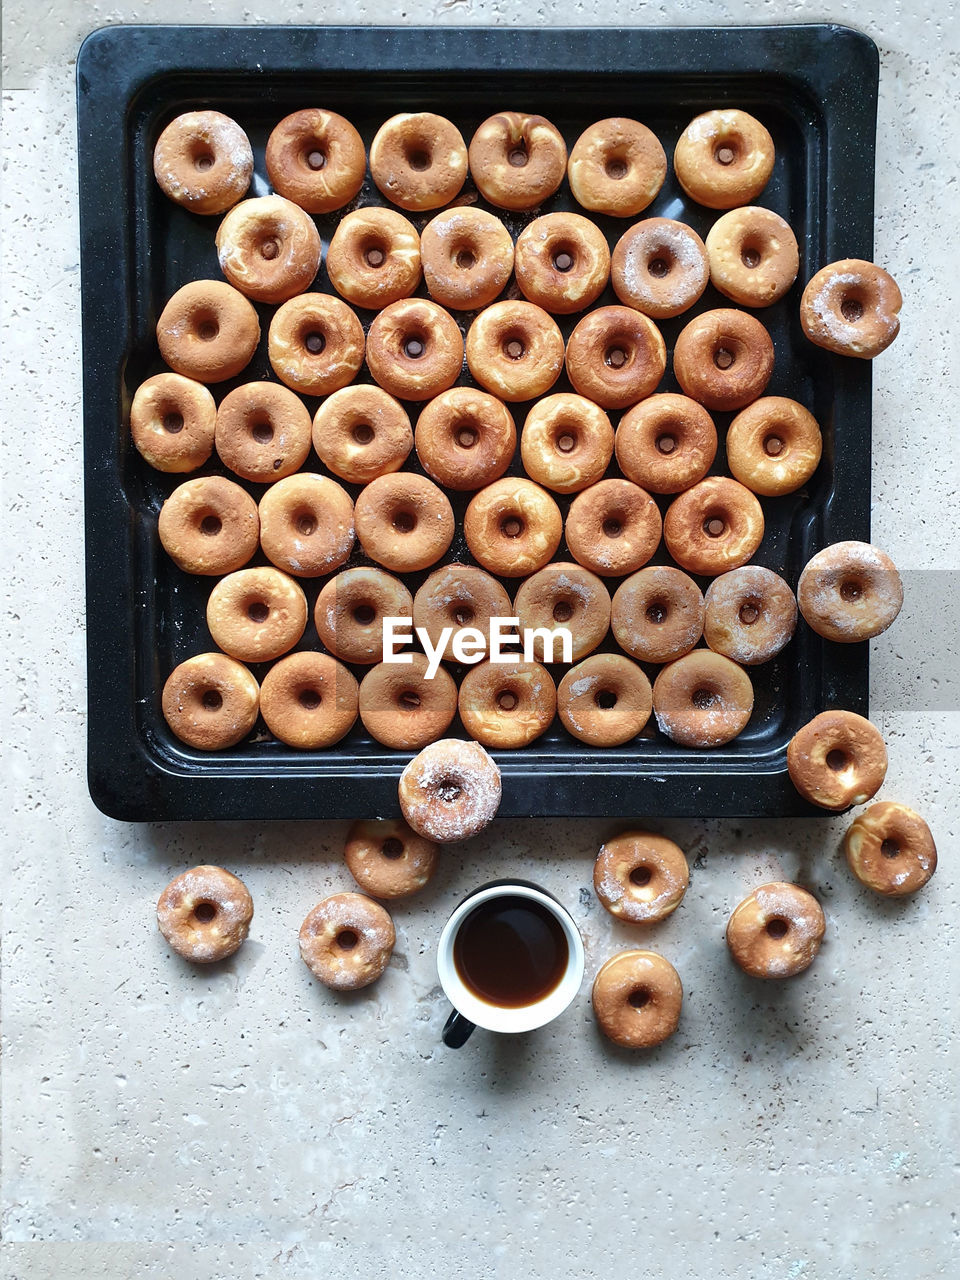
442, 1008, 475, 1048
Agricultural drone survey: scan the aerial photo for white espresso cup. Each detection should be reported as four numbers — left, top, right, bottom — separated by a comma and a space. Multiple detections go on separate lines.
437, 879, 585, 1047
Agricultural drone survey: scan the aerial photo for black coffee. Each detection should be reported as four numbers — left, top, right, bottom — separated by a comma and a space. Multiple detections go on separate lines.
453, 895, 568, 1008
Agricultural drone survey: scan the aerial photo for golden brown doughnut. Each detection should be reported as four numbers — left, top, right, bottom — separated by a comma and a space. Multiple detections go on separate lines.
568, 118, 667, 218
458, 659, 557, 749
358, 653, 458, 749
369, 112, 468, 211
468, 112, 567, 211
787, 710, 887, 810
705, 207, 799, 307
215, 381, 313, 483
726, 397, 822, 497
162, 652, 259, 750
800, 259, 902, 358
703, 566, 797, 665
610, 218, 709, 319
366, 298, 464, 402
844, 801, 937, 897
326, 207, 422, 310
463, 478, 562, 577
465, 301, 565, 402
610, 567, 704, 664
415, 387, 516, 491
513, 562, 611, 663
215, 195, 322, 303
652, 651, 754, 747
674, 110, 775, 210
315, 567, 413, 665
514, 213, 611, 314
299, 893, 396, 991
258, 473, 355, 578
797, 542, 903, 643
157, 865, 254, 962
267, 292, 365, 396
344, 819, 439, 900
726, 883, 825, 979
557, 653, 653, 747
412, 564, 512, 663
520, 394, 613, 495
593, 832, 689, 925
592, 951, 682, 1048
615, 393, 717, 495
156, 280, 260, 383
206, 566, 308, 663
153, 111, 253, 214
158, 476, 260, 577
264, 108, 366, 214
354, 472, 455, 573
663, 476, 765, 576
259, 651, 358, 748
420, 208, 514, 311
398, 738, 502, 843
565, 478, 662, 578
130, 373, 217, 472
312, 385, 413, 485
565, 306, 667, 410
673, 308, 774, 411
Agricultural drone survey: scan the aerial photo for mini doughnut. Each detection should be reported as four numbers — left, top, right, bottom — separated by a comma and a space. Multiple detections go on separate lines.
369, 112, 468, 211
611, 567, 704, 664
153, 110, 253, 214
130, 373, 216, 472
326, 208, 422, 310
162, 652, 259, 750
726, 397, 822, 497
260, 651, 358, 748
267, 293, 365, 396
206, 566, 308, 663
674, 109, 775, 210
592, 951, 682, 1048
520, 394, 613, 495
354, 472, 455, 573
514, 213, 611, 315
420, 208, 514, 311
726, 883, 825, 979
315, 567, 413, 665
610, 218, 709, 319
264, 108, 366, 214
844, 801, 937, 897
344, 819, 439, 900
312, 385, 413, 485
557, 654, 653, 747
415, 387, 516, 491
468, 112, 567, 211
615, 394, 717, 495
158, 476, 259, 576
800, 259, 902, 358
366, 298, 464, 402
157, 280, 260, 383
358, 654, 458, 750
513, 562, 611, 663
663, 477, 765, 576
458, 659, 557, 749
258, 473, 355, 578
652, 651, 754, 748
157, 865, 254, 962
593, 832, 689, 925
705, 207, 799, 308
565, 306, 667, 410
299, 893, 395, 991
565, 478, 662, 578
398, 738, 502, 844
216, 195, 322, 304
215, 381, 312, 483
568, 118, 667, 218
673, 309, 774, 411
465, 301, 564, 403
463, 478, 562, 578
787, 710, 887, 810
412, 563, 512, 663
704, 566, 798, 665
797, 542, 903, 643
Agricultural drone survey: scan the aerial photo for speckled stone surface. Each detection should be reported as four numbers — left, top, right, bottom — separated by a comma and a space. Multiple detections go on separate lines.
2, 2, 959, 1277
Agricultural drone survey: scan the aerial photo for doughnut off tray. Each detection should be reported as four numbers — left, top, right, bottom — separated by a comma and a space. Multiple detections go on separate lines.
77, 23, 878, 821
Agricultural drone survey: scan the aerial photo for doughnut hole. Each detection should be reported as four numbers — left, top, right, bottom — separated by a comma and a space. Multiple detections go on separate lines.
361, 237, 389, 270
250, 417, 274, 445
703, 513, 727, 538
405, 143, 433, 172
502, 331, 527, 361
301, 326, 327, 355
628, 986, 651, 1008
629, 865, 652, 887
713, 342, 738, 371
451, 602, 475, 626
199, 513, 222, 537
840, 292, 865, 323
605, 345, 629, 370
195, 313, 220, 342
294, 509, 318, 537
381, 837, 405, 859
201, 689, 223, 711
496, 688, 520, 712
297, 685, 322, 711
738, 599, 762, 626
336, 929, 359, 950
402, 331, 428, 361
352, 422, 375, 445
392, 508, 417, 534
691, 686, 717, 710
192, 900, 218, 923
765, 917, 789, 939
453, 421, 479, 450
602, 511, 626, 539
508, 142, 528, 167
437, 777, 463, 803
551, 242, 577, 274
826, 748, 849, 773
647, 248, 674, 279
455, 245, 477, 271
646, 599, 669, 625
840, 578, 864, 602
595, 689, 618, 710
553, 599, 573, 623
714, 137, 741, 167
605, 153, 629, 181
259, 235, 281, 261
161, 409, 185, 433
500, 514, 525, 539
739, 240, 763, 270
353, 603, 377, 626
553, 426, 578, 454
881, 839, 900, 859
247, 599, 270, 624
303, 144, 327, 171
397, 689, 422, 711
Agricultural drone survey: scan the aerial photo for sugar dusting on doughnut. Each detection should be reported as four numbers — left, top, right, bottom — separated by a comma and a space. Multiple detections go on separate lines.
399, 738, 502, 843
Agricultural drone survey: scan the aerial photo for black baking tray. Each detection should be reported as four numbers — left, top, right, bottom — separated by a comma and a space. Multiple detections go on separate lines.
77, 23, 878, 821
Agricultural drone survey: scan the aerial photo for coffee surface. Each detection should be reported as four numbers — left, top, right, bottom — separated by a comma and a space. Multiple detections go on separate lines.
453, 894, 568, 1008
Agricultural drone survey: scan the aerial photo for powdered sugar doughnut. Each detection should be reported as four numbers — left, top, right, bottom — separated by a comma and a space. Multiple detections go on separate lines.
726, 882, 825, 979
704, 566, 798, 665
797, 542, 903, 643
653, 651, 754, 748
611, 219, 709, 319
557, 654, 653, 747
299, 893, 395, 990
844, 801, 937, 897
513, 562, 611, 663
344, 819, 439, 900
593, 832, 689, 925
153, 111, 253, 214
157, 865, 254, 962
399, 739, 502, 843
800, 259, 902, 359
610, 567, 704, 664
258, 473, 355, 578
